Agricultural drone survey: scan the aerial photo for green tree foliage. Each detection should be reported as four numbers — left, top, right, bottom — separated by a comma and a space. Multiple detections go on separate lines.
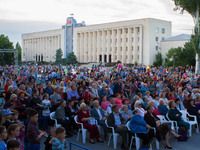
173, 0, 200, 72
0, 34, 14, 65
153, 52, 163, 66
63, 52, 78, 65
55, 48, 63, 64
15, 42, 22, 64
165, 41, 195, 66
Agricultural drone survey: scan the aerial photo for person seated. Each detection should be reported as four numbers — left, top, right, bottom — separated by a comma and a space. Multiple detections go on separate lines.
77, 103, 102, 144
158, 99, 168, 116
144, 105, 179, 149
67, 85, 80, 101
120, 105, 133, 122
90, 99, 107, 139
187, 99, 200, 123
107, 105, 128, 150
55, 100, 73, 137
129, 108, 154, 149
168, 101, 190, 130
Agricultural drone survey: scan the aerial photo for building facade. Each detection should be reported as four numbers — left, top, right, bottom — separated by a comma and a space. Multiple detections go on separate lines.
160, 34, 191, 58
22, 16, 85, 62
22, 29, 64, 62
74, 18, 171, 65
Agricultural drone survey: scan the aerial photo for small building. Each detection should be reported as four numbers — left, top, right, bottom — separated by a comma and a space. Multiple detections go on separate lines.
160, 34, 191, 58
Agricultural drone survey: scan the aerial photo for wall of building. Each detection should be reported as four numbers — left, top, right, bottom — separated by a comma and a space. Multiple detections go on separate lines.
160, 40, 188, 58
22, 29, 64, 62
74, 18, 171, 65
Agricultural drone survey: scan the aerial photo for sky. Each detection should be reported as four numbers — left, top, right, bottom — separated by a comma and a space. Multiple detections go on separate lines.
0, 0, 194, 45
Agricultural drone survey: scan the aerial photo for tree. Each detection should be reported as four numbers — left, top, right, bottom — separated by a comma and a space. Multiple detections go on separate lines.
63, 52, 78, 65
0, 34, 14, 65
15, 42, 22, 64
55, 48, 63, 64
153, 52, 163, 66
165, 40, 196, 67
172, 0, 200, 73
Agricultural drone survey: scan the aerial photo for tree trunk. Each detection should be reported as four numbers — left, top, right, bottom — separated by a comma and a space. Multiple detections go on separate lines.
195, 53, 200, 74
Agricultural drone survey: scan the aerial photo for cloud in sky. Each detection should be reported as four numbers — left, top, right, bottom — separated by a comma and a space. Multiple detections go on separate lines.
0, 0, 194, 44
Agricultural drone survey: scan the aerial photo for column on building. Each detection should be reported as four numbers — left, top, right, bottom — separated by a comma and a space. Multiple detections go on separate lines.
101, 30, 105, 63
80, 33, 84, 62
96, 30, 100, 63
88, 31, 92, 62
111, 29, 115, 62
122, 28, 126, 64
117, 28, 121, 61
92, 31, 96, 62
76, 33, 80, 62
127, 27, 132, 64
139, 25, 143, 64
83, 32, 87, 63
107, 29, 111, 63
134, 27, 138, 63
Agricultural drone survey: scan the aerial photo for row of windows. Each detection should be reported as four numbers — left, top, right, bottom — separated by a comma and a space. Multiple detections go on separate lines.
77, 27, 140, 37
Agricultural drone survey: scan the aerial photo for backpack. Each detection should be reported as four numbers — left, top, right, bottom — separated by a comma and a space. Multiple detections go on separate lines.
177, 126, 188, 141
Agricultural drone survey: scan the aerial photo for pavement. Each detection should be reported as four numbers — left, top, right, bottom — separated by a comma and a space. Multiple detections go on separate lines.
63, 131, 200, 150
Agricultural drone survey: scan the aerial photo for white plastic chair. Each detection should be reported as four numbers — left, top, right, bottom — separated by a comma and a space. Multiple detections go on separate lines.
180, 110, 199, 136
126, 121, 159, 150
74, 115, 87, 144
166, 113, 179, 132
50, 112, 61, 128
157, 115, 175, 130
105, 119, 119, 149
126, 121, 139, 150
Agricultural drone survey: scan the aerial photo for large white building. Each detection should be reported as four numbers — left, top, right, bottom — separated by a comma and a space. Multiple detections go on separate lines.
74, 18, 171, 65
22, 29, 64, 62
160, 34, 191, 58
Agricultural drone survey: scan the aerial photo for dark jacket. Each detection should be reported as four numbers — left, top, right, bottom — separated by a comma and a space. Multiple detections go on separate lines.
107, 113, 124, 129
90, 107, 105, 122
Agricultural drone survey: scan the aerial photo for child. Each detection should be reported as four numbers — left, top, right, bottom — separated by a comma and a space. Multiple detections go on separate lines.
0, 126, 7, 150
41, 93, 51, 131
7, 124, 24, 150
26, 109, 46, 150
44, 126, 56, 150
52, 127, 66, 150
7, 139, 20, 150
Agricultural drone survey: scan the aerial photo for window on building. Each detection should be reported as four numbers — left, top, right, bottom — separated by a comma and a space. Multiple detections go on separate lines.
137, 46, 140, 51
138, 37, 140, 42
121, 38, 122, 42
131, 28, 134, 33
162, 37, 165, 41
120, 47, 122, 51
126, 47, 128, 51
162, 28, 165, 34
126, 38, 128, 42
156, 46, 159, 51
125, 55, 128, 59
125, 28, 128, 34
115, 56, 117, 60
120, 29, 122, 34
138, 55, 140, 60
132, 46, 134, 51
131, 55, 134, 59
155, 37, 159, 42
132, 37, 134, 42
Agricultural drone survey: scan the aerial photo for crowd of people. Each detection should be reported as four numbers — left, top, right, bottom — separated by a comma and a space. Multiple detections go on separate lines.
0, 63, 199, 150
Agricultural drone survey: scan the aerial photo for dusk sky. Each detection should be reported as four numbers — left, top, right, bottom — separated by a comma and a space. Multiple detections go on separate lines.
0, 0, 194, 45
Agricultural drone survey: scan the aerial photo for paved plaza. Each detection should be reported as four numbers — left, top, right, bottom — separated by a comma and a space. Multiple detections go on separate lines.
63, 132, 200, 150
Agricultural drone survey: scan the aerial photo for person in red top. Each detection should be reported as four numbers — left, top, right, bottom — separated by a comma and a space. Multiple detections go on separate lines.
77, 103, 102, 144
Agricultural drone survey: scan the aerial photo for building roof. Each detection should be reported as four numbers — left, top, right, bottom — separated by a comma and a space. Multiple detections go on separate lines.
162, 34, 191, 42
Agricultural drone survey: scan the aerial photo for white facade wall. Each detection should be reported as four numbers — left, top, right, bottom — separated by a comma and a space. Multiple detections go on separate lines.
160, 40, 189, 58
22, 29, 64, 62
74, 18, 171, 65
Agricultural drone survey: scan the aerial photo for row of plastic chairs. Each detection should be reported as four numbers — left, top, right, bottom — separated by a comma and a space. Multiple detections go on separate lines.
74, 116, 159, 150
158, 110, 199, 137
